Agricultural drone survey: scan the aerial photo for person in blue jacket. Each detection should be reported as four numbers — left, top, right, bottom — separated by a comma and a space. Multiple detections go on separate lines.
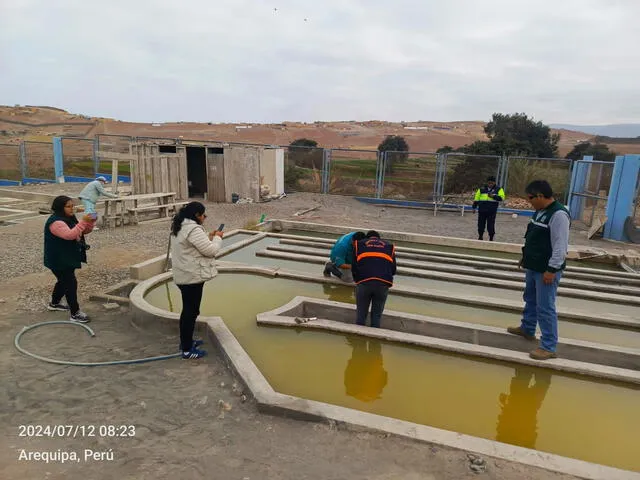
323, 231, 365, 282
78, 176, 118, 216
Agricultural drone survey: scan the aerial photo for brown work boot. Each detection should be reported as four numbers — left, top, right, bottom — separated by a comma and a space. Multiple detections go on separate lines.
530, 348, 557, 360
506, 326, 535, 341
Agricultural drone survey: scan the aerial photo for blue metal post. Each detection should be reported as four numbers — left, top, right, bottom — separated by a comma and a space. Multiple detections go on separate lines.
604, 155, 640, 241
567, 155, 592, 220
53, 136, 64, 181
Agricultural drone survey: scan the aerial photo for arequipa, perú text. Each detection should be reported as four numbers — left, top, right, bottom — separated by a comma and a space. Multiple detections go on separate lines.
18, 448, 115, 463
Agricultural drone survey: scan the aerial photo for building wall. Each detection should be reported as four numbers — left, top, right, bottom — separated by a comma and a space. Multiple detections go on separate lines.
260, 148, 285, 195
223, 145, 261, 202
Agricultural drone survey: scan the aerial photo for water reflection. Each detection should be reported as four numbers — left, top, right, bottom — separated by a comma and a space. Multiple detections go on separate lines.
496, 366, 552, 449
322, 283, 354, 303
344, 337, 388, 402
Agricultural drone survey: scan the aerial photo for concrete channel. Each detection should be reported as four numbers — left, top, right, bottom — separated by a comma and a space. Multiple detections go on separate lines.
125, 223, 640, 478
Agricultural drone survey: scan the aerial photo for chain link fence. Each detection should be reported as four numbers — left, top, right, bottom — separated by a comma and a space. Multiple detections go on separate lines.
328, 149, 379, 196
439, 154, 501, 206
23, 141, 55, 180
505, 157, 573, 204
381, 151, 438, 201
95, 134, 134, 176
284, 145, 324, 193
0, 143, 21, 181
62, 137, 95, 177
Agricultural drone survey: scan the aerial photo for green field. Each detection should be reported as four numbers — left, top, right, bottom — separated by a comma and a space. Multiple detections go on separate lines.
63, 160, 130, 176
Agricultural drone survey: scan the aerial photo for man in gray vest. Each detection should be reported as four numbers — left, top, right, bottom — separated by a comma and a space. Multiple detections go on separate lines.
507, 180, 570, 360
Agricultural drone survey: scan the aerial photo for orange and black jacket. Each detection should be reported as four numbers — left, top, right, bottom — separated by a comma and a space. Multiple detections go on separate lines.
352, 237, 397, 286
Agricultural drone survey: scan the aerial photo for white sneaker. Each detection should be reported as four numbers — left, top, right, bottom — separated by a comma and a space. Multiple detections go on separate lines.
70, 311, 90, 323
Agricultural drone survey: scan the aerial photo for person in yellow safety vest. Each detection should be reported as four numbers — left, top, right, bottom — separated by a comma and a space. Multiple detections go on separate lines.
472, 176, 505, 241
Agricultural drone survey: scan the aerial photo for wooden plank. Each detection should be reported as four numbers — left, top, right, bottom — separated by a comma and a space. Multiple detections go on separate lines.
177, 147, 188, 200
97, 151, 136, 161
145, 145, 153, 194
135, 144, 143, 194
129, 148, 137, 195
588, 216, 607, 239
168, 156, 178, 197
127, 201, 188, 213
207, 151, 225, 202
111, 159, 119, 194
160, 156, 169, 192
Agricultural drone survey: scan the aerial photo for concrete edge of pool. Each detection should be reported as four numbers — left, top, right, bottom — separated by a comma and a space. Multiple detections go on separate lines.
255, 296, 640, 382
264, 219, 640, 268
129, 270, 640, 480
255, 249, 640, 307
128, 235, 639, 331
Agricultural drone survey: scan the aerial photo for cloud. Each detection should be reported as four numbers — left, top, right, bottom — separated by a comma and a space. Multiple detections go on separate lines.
0, 0, 639, 123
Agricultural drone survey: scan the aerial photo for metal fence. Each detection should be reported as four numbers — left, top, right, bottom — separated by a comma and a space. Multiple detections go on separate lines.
381, 151, 439, 201
0, 134, 586, 211
284, 145, 325, 193
440, 154, 502, 205
505, 157, 573, 205
23, 141, 55, 180
567, 159, 615, 228
95, 134, 133, 154
61, 137, 95, 177
0, 143, 21, 181
328, 149, 379, 196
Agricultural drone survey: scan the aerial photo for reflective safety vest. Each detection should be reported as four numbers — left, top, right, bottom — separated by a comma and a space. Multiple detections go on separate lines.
522, 200, 570, 273
473, 185, 505, 212
352, 237, 397, 286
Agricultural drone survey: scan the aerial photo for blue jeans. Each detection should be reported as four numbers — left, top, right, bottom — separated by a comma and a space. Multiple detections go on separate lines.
356, 281, 389, 328
81, 199, 97, 215
520, 269, 562, 352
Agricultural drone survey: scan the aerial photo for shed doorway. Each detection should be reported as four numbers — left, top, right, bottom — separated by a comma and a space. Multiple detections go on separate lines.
186, 146, 207, 197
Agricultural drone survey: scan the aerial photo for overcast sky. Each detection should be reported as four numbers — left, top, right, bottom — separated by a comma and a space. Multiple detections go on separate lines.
1, 0, 639, 124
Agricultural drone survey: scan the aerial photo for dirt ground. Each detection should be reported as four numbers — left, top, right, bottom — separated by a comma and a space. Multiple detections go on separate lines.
2, 185, 631, 480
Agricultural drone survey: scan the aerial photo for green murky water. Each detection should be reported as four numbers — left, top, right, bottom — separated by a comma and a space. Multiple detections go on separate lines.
145, 273, 640, 472
220, 237, 640, 319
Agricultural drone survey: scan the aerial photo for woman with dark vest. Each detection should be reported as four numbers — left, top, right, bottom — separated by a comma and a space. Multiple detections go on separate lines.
44, 196, 95, 323
507, 180, 570, 360
351, 231, 397, 328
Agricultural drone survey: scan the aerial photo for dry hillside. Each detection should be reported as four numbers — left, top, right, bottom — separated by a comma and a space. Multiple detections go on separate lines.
0, 105, 628, 156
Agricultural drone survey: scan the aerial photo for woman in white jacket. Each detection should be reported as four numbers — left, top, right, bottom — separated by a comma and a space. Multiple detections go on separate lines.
170, 202, 223, 359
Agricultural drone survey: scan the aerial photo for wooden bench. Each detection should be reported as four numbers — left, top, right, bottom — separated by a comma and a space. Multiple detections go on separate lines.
127, 201, 188, 224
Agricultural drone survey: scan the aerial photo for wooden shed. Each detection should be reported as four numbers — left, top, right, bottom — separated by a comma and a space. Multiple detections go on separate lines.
129, 142, 284, 202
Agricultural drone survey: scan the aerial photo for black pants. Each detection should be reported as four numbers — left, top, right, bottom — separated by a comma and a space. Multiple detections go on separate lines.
355, 281, 389, 328
478, 210, 497, 239
51, 268, 79, 314
178, 282, 204, 352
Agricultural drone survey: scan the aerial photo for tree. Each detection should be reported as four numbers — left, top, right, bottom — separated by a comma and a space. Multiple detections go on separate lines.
290, 138, 318, 148
436, 145, 454, 154
440, 113, 561, 194
484, 112, 559, 157
378, 135, 409, 173
566, 142, 617, 162
288, 138, 321, 170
